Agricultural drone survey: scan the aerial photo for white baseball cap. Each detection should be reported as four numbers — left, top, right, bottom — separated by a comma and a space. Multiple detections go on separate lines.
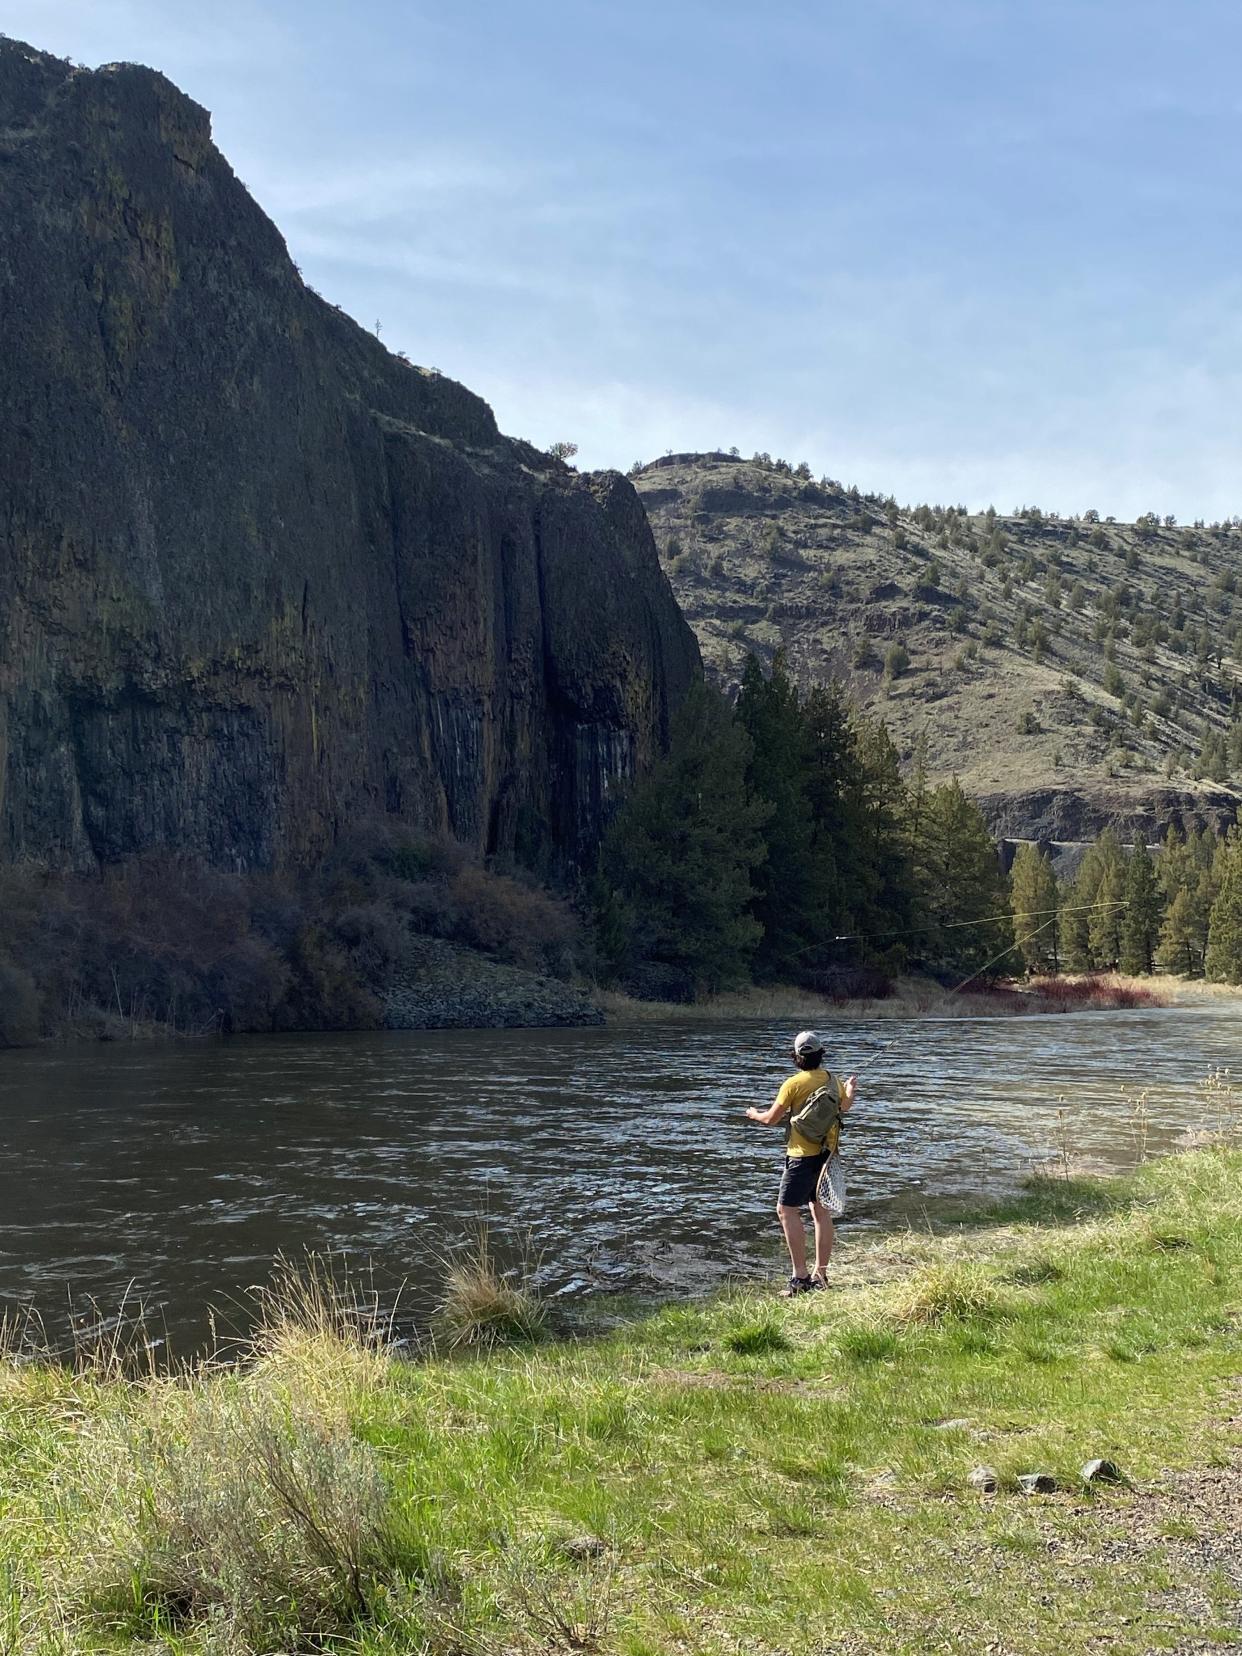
793, 1029, 824, 1057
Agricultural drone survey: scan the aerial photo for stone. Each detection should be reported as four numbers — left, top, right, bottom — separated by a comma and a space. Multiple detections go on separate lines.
968, 1465, 999, 1494
558, 1534, 607, 1562
1017, 1472, 1059, 1496
0, 39, 699, 879
1081, 1458, 1126, 1486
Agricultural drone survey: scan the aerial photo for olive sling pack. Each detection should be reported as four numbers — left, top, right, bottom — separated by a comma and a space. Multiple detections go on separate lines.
787, 1076, 843, 1151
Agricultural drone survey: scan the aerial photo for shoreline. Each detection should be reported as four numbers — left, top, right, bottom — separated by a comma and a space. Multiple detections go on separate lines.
8, 973, 1237, 1057
597, 971, 1185, 1023
4, 1145, 1240, 1654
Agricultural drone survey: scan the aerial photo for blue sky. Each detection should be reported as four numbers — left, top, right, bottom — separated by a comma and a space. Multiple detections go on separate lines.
9, 1, 1242, 518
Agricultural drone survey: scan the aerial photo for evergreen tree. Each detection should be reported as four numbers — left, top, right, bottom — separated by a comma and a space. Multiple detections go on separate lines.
1086, 830, 1127, 968
1119, 839, 1161, 974
1157, 825, 1193, 907
1061, 850, 1102, 971
1205, 829, 1242, 984
844, 716, 918, 974
917, 780, 1011, 977
597, 680, 769, 996
1189, 866, 1219, 967
734, 654, 821, 979
1168, 828, 1224, 971
799, 682, 865, 936
1158, 887, 1198, 976
1010, 843, 1059, 974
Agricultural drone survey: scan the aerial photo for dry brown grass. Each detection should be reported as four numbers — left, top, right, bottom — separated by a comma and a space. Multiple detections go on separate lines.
435, 1228, 547, 1352
599, 971, 1175, 1023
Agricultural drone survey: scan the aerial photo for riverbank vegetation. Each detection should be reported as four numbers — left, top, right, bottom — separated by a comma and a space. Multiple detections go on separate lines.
2, 655, 1240, 1049
3, 1144, 1241, 1653
594, 655, 1242, 1002
0, 830, 585, 1048
598, 971, 1170, 1023
595, 661, 1011, 1001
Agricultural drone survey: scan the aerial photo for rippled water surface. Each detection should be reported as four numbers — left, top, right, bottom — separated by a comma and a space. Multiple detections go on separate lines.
0, 1003, 1236, 1350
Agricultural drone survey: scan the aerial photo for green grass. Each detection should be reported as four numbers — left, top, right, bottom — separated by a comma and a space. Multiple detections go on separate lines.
3, 1148, 1242, 1654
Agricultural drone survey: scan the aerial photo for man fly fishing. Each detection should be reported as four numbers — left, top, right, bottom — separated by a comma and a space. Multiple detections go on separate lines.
746, 1030, 856, 1296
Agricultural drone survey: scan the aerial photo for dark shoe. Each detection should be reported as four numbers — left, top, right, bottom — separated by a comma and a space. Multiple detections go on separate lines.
780, 1275, 814, 1297
808, 1273, 828, 1291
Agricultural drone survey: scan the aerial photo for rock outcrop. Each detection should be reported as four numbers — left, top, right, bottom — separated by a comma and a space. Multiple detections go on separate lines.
0, 39, 699, 876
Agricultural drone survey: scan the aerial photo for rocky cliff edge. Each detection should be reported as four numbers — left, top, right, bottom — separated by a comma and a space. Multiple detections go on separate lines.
0, 38, 700, 874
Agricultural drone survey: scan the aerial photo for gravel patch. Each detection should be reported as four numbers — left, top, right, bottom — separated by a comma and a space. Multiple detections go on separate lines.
383, 936, 603, 1030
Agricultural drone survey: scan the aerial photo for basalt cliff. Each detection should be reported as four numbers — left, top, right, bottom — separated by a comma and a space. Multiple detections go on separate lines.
0, 39, 698, 877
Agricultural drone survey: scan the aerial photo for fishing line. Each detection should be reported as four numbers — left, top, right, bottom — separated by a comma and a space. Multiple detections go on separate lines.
851, 908, 1093, 1076
827, 898, 1130, 946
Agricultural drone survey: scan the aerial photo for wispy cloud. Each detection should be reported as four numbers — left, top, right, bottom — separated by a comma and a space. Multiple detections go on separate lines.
10, 0, 1242, 521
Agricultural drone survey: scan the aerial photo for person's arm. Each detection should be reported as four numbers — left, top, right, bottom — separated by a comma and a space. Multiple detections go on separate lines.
746, 1099, 789, 1126
746, 1080, 792, 1127
839, 1074, 858, 1113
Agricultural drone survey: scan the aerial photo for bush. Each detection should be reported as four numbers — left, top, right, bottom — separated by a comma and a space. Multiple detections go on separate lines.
884, 642, 910, 680
70, 1387, 404, 1647
444, 867, 580, 978
0, 827, 588, 1038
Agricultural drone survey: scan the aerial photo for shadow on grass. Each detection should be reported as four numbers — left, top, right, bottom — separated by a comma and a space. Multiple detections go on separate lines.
927, 1172, 1142, 1235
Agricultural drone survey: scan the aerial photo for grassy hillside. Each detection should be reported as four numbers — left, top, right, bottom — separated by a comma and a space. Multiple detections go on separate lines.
4, 1144, 1242, 1654
634, 452, 1242, 841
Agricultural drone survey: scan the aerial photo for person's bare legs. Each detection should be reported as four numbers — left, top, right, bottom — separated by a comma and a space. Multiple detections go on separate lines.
777, 1203, 809, 1278
809, 1198, 834, 1280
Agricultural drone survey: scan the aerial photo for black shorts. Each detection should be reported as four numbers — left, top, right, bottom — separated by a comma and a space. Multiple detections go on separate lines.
777, 1151, 829, 1208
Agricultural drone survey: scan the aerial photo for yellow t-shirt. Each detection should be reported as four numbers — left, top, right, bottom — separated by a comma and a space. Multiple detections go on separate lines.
776, 1068, 842, 1158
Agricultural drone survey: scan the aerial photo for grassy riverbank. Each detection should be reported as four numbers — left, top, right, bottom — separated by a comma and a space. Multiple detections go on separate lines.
599, 971, 1173, 1022
4, 1144, 1242, 1654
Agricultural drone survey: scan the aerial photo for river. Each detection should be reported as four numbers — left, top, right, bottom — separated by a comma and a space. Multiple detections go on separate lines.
0, 1002, 1236, 1354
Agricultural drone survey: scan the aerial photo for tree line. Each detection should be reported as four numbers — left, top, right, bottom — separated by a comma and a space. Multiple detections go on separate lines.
594, 656, 1011, 999
1012, 824, 1242, 984
595, 655, 1242, 1000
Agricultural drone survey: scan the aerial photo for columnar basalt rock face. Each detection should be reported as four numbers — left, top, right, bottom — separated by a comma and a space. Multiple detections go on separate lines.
0, 39, 699, 874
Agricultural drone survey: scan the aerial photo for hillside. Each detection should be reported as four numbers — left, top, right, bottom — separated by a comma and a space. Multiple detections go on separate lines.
634, 452, 1242, 842
0, 39, 697, 880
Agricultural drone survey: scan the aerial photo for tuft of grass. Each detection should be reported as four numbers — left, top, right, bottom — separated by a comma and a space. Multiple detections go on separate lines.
882, 1261, 1003, 1329
435, 1228, 547, 1352
723, 1319, 790, 1356
247, 1251, 395, 1407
